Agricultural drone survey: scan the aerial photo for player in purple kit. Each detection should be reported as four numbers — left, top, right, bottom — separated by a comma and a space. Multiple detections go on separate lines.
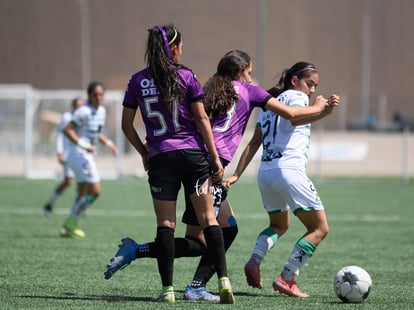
103, 23, 235, 304
103, 48, 329, 302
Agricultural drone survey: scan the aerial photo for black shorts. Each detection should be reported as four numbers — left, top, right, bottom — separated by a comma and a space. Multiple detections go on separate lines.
148, 149, 211, 201
182, 156, 229, 226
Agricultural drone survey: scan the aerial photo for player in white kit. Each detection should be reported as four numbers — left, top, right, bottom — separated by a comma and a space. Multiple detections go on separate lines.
61, 81, 118, 238
224, 62, 340, 297
43, 97, 84, 217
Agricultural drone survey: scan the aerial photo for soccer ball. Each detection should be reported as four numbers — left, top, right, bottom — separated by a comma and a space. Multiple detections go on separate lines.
333, 265, 372, 303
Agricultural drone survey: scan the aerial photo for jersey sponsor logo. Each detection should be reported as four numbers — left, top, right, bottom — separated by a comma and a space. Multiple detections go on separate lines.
194, 178, 221, 197
140, 78, 159, 97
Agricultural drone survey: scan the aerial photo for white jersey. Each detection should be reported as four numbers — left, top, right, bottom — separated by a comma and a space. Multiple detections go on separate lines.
258, 89, 311, 171
67, 102, 107, 153
56, 112, 73, 156
65, 102, 106, 183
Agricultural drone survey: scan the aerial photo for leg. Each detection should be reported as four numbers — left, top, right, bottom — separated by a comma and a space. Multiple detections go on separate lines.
184, 199, 238, 302
274, 172, 325, 298
245, 210, 290, 288
55, 175, 74, 193
296, 209, 329, 246
279, 209, 329, 280
43, 176, 74, 217
189, 180, 235, 304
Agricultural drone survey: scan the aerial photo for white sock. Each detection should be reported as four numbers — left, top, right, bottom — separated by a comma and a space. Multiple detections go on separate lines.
251, 228, 278, 264
281, 238, 316, 281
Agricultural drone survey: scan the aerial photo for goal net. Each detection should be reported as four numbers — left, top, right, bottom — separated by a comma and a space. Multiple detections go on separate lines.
0, 84, 145, 179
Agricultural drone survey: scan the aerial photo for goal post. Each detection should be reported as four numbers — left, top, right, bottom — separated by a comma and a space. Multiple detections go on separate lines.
0, 84, 135, 179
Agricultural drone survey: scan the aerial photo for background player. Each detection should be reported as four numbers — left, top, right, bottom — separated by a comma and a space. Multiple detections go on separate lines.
43, 97, 84, 217
61, 81, 118, 238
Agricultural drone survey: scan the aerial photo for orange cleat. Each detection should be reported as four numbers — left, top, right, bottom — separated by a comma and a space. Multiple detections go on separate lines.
272, 275, 309, 298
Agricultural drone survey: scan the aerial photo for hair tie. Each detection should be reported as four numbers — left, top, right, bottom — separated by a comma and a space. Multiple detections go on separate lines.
157, 26, 172, 59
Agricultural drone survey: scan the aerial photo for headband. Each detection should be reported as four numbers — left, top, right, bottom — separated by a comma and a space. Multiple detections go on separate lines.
168, 28, 178, 45
291, 66, 317, 76
157, 26, 173, 59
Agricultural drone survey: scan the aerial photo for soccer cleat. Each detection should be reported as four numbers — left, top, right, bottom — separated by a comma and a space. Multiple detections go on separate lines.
272, 274, 309, 298
152, 286, 175, 303
60, 218, 85, 238
44, 204, 53, 217
218, 277, 235, 304
104, 237, 138, 279
244, 257, 263, 288
183, 284, 219, 302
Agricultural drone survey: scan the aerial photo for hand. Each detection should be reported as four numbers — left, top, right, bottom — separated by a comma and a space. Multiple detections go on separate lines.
57, 153, 65, 165
141, 151, 149, 171
222, 175, 239, 190
313, 95, 329, 111
109, 144, 118, 156
211, 158, 224, 183
328, 94, 340, 107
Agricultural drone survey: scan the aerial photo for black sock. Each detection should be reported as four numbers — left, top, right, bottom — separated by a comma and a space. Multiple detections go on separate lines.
155, 226, 174, 287
203, 225, 227, 278
192, 225, 238, 286
176, 236, 206, 257
136, 237, 205, 258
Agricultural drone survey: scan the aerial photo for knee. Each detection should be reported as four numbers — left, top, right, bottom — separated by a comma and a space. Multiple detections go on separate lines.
270, 223, 289, 237
313, 223, 329, 242
320, 223, 329, 239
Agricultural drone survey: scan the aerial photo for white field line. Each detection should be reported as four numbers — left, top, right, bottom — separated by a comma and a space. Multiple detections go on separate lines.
0, 207, 400, 222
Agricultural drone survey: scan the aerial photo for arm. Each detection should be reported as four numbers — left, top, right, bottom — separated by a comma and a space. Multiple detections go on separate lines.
291, 105, 334, 126
63, 122, 94, 153
222, 124, 262, 190
291, 94, 340, 126
265, 95, 328, 120
98, 133, 118, 155
191, 100, 224, 181
121, 107, 149, 171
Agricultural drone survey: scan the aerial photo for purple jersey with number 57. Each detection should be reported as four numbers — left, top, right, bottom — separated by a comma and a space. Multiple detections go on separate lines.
210, 81, 271, 162
123, 67, 205, 158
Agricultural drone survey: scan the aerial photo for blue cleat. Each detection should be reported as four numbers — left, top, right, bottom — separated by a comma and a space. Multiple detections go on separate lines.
183, 284, 219, 302
104, 237, 138, 279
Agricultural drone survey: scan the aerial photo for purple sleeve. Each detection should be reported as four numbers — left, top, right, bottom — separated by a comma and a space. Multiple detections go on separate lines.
122, 75, 139, 109
245, 83, 272, 108
179, 68, 204, 104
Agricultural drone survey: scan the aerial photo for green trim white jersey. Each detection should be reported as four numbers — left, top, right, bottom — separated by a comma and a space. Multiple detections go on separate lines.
258, 89, 311, 170
69, 102, 107, 149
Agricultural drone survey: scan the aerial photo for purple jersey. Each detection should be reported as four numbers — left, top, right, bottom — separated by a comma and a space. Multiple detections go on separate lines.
123, 67, 204, 158
211, 81, 271, 162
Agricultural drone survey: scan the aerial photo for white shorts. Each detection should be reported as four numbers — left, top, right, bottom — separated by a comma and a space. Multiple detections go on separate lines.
66, 149, 100, 183
257, 168, 324, 215
63, 162, 75, 178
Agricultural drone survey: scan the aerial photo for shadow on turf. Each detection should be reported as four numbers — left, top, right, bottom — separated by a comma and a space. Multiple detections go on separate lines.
17, 290, 274, 303
17, 293, 152, 302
